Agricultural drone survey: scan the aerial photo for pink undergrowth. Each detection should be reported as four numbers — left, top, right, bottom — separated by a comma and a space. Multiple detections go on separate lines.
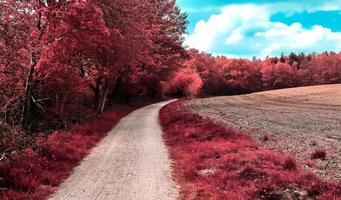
160, 101, 341, 200
0, 105, 136, 200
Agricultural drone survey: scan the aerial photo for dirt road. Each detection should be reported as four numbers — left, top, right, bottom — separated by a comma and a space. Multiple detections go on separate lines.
49, 101, 178, 200
186, 84, 341, 181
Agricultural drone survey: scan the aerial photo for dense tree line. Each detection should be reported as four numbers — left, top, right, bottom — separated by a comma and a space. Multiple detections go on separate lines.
1, 0, 341, 131
166, 49, 341, 97
0, 0, 187, 130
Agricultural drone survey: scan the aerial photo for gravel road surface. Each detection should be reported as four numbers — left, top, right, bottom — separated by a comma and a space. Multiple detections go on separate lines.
49, 100, 178, 200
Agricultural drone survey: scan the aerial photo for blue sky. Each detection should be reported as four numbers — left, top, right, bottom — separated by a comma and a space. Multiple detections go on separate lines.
176, 0, 341, 58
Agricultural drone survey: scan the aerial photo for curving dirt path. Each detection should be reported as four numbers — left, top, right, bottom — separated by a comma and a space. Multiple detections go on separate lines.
49, 100, 178, 200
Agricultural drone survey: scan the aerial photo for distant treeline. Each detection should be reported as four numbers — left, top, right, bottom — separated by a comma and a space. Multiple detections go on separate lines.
165, 50, 341, 97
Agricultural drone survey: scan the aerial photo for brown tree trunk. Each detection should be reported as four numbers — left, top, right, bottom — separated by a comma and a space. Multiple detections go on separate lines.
21, 11, 44, 129
111, 66, 131, 104
112, 76, 127, 104
96, 80, 109, 114
21, 62, 36, 129
93, 77, 102, 110
60, 92, 67, 115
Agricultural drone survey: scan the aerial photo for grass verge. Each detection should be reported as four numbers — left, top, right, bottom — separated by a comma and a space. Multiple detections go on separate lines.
160, 101, 341, 200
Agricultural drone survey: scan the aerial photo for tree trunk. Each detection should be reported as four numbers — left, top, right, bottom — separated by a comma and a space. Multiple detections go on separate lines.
21, 62, 36, 129
111, 66, 131, 104
112, 77, 128, 104
96, 80, 109, 114
60, 92, 67, 115
21, 11, 43, 130
93, 77, 102, 110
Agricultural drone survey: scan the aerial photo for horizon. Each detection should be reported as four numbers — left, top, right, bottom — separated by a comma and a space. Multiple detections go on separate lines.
176, 0, 341, 59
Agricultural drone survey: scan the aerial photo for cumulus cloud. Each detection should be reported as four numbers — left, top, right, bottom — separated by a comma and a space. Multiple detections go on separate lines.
185, 5, 269, 51
258, 23, 341, 57
184, 3, 341, 58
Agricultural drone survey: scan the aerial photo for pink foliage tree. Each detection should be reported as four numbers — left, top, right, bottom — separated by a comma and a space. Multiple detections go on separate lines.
163, 70, 203, 97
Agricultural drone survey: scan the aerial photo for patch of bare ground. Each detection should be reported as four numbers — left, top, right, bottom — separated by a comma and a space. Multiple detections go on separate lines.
186, 84, 341, 182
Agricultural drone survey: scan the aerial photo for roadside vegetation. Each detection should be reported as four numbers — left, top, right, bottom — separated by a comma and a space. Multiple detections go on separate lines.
0, 105, 138, 199
186, 85, 341, 182
160, 101, 341, 199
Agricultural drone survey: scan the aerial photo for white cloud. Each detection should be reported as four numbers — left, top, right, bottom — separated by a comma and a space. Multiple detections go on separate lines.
255, 23, 341, 58
184, 3, 341, 58
181, 7, 220, 13
185, 4, 268, 51
308, 0, 341, 12
225, 28, 244, 44
217, 53, 245, 59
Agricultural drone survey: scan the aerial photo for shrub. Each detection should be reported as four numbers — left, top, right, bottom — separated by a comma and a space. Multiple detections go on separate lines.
282, 157, 297, 171
311, 149, 327, 160
163, 70, 203, 97
260, 134, 270, 142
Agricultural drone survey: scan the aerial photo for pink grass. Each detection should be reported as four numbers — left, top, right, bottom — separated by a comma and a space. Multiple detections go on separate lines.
160, 101, 341, 200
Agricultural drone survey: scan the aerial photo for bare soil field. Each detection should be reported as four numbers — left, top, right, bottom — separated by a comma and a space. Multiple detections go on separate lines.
186, 84, 341, 182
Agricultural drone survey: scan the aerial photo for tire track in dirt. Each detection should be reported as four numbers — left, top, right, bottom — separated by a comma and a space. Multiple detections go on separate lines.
49, 100, 178, 200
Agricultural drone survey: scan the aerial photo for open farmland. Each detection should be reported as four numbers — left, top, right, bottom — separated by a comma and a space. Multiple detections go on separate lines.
186, 84, 341, 182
